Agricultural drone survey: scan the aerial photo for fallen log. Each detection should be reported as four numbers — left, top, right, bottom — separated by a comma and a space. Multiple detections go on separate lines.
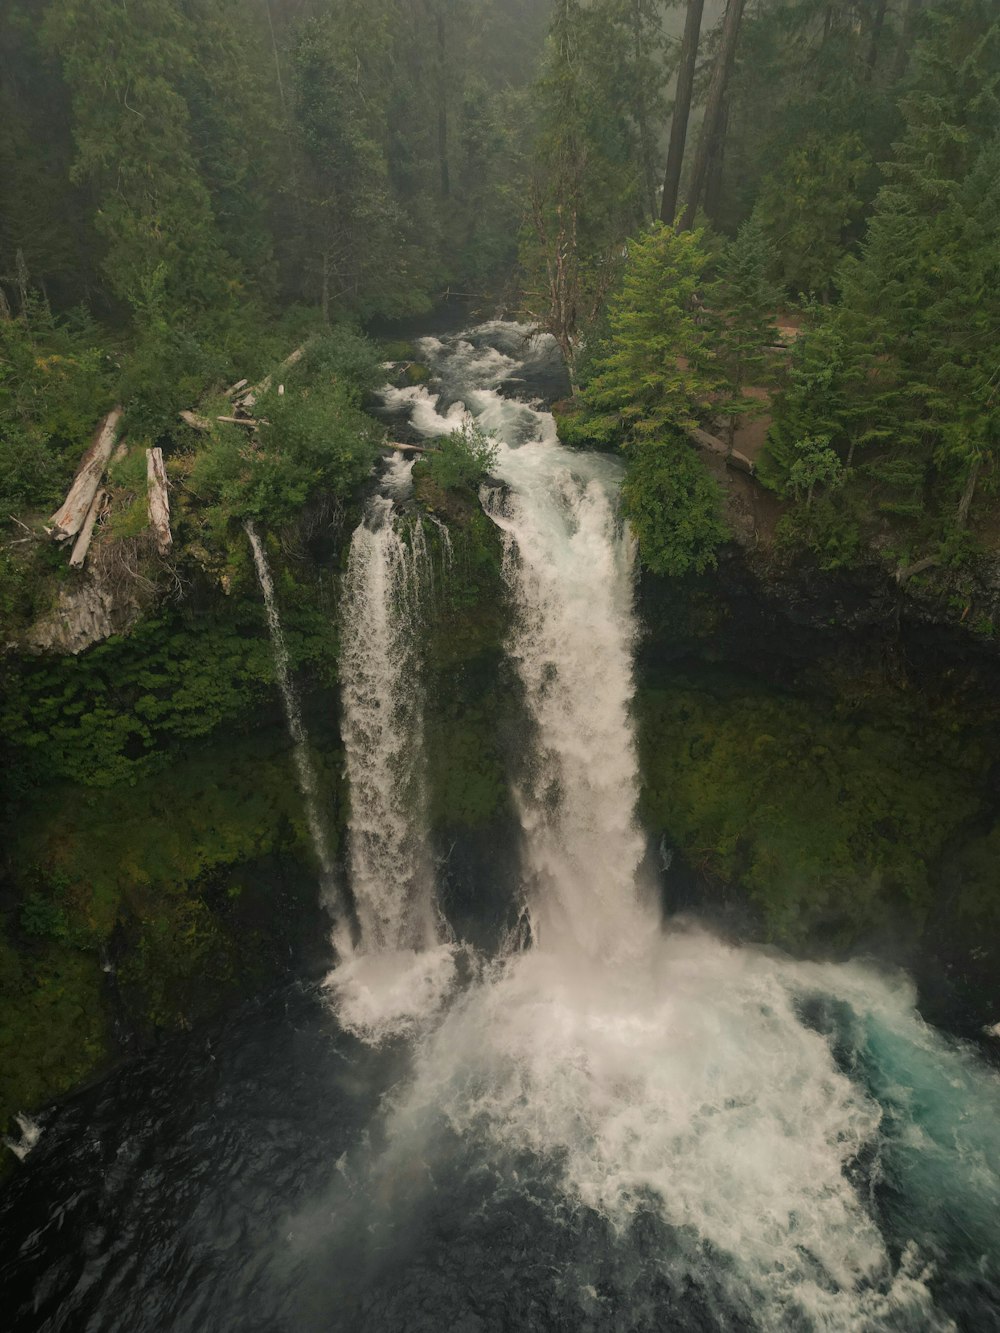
381, 441, 439, 454
216, 415, 268, 428
895, 555, 939, 586
225, 378, 249, 399
685, 426, 755, 476
49, 407, 124, 541
146, 447, 172, 555
240, 346, 306, 409
179, 410, 211, 432
69, 488, 106, 569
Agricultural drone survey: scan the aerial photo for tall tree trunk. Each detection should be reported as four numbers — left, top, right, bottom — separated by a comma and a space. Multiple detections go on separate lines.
660, 0, 705, 225
629, 0, 658, 221
892, 0, 925, 82
437, 7, 450, 199
703, 95, 729, 224
956, 456, 981, 528
679, 0, 746, 232
865, 0, 889, 76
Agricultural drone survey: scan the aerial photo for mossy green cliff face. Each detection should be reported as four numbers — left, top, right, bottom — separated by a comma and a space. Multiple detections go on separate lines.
635, 553, 1000, 1032
0, 537, 345, 1136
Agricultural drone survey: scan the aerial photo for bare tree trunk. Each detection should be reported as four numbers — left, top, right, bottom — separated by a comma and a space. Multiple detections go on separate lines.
437, 6, 450, 199
629, 0, 658, 221
679, 0, 746, 232
69, 488, 106, 569
49, 407, 124, 541
146, 448, 172, 555
703, 95, 730, 224
660, 0, 705, 225
956, 456, 981, 528
239, 346, 306, 409
865, 0, 889, 75
892, 0, 925, 82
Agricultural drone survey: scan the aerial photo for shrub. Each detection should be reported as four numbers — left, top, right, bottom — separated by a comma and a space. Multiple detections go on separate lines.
621, 437, 729, 577
421, 421, 499, 492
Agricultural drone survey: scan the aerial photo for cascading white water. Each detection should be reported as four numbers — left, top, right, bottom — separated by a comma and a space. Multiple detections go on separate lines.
338, 497, 435, 952
321, 325, 1000, 1327
328, 458, 457, 1039
483, 446, 650, 955
245, 521, 337, 901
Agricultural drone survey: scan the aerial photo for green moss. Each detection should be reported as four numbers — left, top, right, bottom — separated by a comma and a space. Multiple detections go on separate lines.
0, 945, 109, 1135
0, 716, 339, 1136
637, 672, 986, 948
405, 361, 432, 385
418, 498, 511, 832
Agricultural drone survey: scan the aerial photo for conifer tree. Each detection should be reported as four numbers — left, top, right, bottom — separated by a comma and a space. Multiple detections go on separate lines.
713, 215, 781, 450
584, 223, 719, 436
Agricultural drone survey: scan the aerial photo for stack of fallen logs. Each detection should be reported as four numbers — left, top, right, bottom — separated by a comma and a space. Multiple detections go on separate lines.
48, 408, 172, 569
178, 345, 306, 437
48, 346, 312, 572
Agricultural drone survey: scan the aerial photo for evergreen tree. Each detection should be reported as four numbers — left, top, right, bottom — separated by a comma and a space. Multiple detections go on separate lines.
713, 215, 781, 450
584, 223, 719, 436
43, 0, 233, 323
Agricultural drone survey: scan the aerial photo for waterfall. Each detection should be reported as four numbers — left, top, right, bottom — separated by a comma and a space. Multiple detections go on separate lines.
483, 451, 650, 955
328, 472, 457, 1041
356, 324, 989, 1328
338, 498, 437, 951
245, 521, 338, 907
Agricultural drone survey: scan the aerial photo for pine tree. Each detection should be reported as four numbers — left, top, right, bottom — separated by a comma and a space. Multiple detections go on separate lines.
584, 223, 719, 436
713, 215, 781, 450
43, 0, 232, 323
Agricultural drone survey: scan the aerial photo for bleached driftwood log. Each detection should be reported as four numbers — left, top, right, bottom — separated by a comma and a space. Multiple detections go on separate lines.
216, 415, 268, 428
146, 447, 172, 555
49, 407, 124, 541
239, 346, 305, 409
225, 378, 249, 399
686, 425, 755, 476
381, 441, 438, 454
179, 410, 211, 432
68, 488, 107, 569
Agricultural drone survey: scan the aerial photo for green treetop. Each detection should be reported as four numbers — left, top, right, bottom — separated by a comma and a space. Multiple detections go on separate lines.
584, 222, 719, 437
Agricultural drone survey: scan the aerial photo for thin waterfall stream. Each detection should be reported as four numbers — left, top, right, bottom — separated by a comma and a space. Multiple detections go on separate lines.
2, 324, 999, 1333
245, 520, 338, 904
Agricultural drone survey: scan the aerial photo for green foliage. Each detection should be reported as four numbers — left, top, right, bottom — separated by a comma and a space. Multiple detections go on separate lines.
584, 224, 719, 436
621, 438, 729, 578
0, 300, 114, 519
0, 602, 289, 790
720, 0, 902, 287
189, 364, 379, 529
761, 0, 1000, 543
420, 422, 499, 493
787, 434, 846, 506
638, 671, 986, 948
518, 0, 663, 373
712, 216, 782, 440
754, 130, 868, 297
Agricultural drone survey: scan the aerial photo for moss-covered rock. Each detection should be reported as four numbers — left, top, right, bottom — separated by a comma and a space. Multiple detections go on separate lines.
638, 668, 988, 951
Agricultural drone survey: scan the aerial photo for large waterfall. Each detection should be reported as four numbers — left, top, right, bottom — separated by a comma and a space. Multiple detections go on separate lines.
9, 326, 998, 1333
483, 448, 650, 955
329, 455, 457, 1039
245, 520, 337, 898
338, 325, 1000, 1330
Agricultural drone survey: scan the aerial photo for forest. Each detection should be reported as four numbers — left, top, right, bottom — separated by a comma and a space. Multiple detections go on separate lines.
1, 0, 999, 1132
1, 0, 998, 594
